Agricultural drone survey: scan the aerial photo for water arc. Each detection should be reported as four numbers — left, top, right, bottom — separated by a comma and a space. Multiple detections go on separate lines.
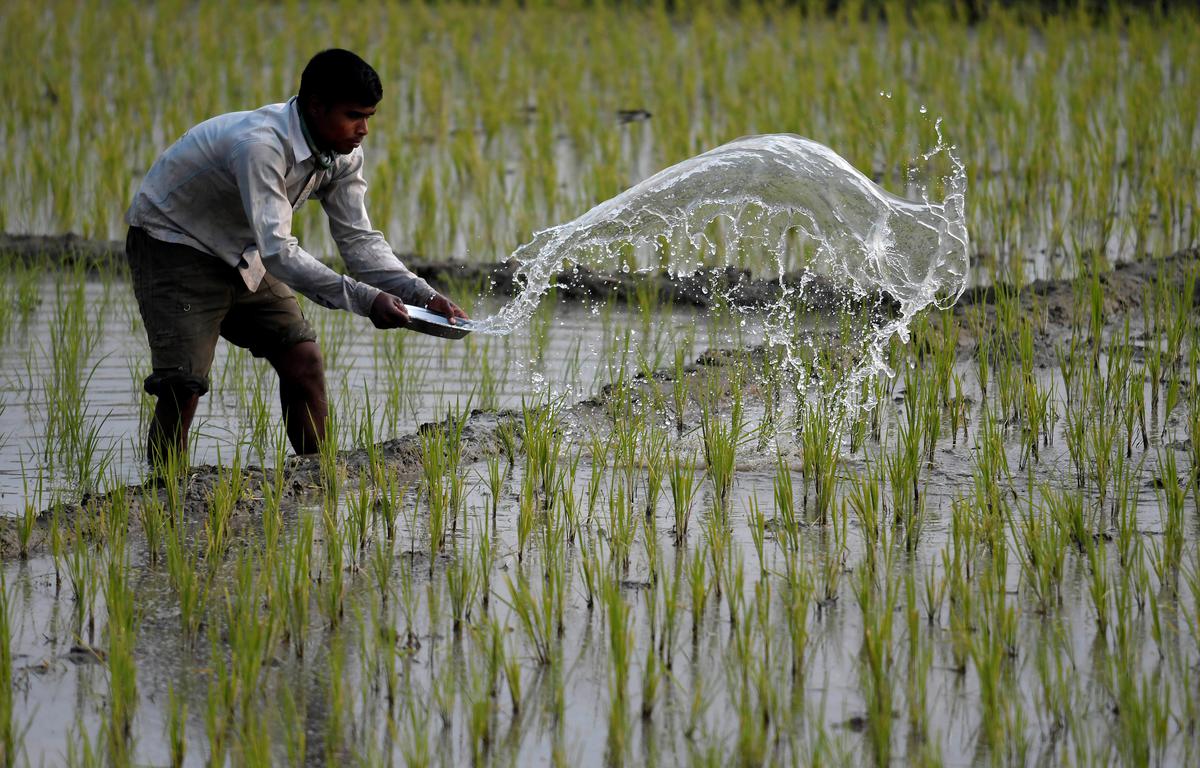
473, 132, 969, 405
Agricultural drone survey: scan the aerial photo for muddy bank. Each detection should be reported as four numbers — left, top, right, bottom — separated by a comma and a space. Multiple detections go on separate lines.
0, 231, 856, 310
5, 232, 1195, 314
956, 246, 1200, 322
0, 411, 515, 559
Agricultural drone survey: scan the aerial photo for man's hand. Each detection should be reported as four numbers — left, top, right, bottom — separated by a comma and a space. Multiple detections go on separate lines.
369, 292, 411, 329
426, 294, 470, 325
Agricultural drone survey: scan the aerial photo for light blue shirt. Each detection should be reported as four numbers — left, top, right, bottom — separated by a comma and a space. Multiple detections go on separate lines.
126, 97, 435, 316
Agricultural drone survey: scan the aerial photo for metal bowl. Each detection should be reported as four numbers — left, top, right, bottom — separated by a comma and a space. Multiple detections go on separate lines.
404, 304, 473, 340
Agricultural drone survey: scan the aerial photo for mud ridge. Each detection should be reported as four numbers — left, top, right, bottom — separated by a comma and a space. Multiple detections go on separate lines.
5, 232, 1195, 314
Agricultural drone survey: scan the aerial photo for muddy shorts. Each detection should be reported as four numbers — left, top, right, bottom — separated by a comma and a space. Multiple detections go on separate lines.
126, 226, 317, 397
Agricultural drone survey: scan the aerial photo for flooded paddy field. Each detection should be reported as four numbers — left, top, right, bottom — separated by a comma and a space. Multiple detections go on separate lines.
1, 246, 1198, 766
2, 1, 1200, 766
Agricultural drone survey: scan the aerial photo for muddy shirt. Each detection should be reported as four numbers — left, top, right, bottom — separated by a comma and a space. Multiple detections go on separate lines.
125, 97, 435, 316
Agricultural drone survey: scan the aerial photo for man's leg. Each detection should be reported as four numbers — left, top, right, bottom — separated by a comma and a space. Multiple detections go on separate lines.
126, 226, 229, 472
267, 340, 328, 455
148, 385, 201, 467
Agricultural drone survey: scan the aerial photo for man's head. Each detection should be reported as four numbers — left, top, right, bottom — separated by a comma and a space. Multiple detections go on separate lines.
299, 49, 382, 155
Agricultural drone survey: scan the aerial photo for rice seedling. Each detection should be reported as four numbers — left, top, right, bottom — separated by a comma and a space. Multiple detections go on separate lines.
853, 563, 899, 766
165, 683, 186, 768
668, 448, 700, 546
700, 374, 743, 512
0, 570, 19, 767
103, 548, 138, 765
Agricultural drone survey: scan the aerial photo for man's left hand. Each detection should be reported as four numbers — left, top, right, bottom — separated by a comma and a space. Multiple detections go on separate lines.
427, 294, 470, 325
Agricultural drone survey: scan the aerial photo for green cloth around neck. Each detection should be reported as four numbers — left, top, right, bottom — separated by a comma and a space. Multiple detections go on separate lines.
299, 106, 335, 170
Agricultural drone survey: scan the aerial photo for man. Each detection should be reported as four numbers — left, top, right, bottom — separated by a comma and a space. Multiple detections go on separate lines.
125, 48, 467, 465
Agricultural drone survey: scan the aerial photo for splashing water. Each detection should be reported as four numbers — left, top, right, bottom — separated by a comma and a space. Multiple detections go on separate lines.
474, 130, 968, 407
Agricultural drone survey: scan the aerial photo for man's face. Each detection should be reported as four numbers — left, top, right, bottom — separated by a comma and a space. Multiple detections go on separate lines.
307, 100, 376, 155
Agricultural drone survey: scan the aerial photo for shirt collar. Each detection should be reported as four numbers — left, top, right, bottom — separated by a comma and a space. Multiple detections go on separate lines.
288, 96, 334, 170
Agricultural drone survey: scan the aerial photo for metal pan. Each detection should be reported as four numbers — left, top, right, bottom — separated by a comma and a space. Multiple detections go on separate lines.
403, 304, 473, 340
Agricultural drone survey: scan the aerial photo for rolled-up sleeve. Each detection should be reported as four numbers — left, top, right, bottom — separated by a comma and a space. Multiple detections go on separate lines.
317, 149, 437, 306
229, 140, 380, 316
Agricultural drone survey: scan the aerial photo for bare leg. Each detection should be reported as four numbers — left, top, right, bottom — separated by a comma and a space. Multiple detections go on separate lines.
268, 340, 328, 455
148, 387, 200, 467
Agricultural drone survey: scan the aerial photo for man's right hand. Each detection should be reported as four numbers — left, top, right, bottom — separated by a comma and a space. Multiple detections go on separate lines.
369, 292, 411, 329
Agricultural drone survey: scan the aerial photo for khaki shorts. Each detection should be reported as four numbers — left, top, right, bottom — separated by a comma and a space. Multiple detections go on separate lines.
126, 226, 317, 397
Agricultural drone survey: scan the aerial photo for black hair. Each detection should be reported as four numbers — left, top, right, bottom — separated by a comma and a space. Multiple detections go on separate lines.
298, 49, 382, 109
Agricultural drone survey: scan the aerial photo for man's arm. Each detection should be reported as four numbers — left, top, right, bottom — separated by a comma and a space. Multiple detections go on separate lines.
316, 149, 444, 308
229, 139, 381, 316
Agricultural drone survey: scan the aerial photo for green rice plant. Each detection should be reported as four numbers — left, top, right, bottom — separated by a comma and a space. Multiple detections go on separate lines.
138, 495, 166, 567
368, 534, 394, 612
640, 638, 661, 721
484, 451, 506, 522
656, 550, 684, 670
781, 546, 813, 683
903, 565, 932, 743
800, 401, 841, 525
446, 543, 479, 634
586, 433, 609, 523
64, 524, 98, 643
1010, 488, 1065, 614
345, 474, 373, 567
852, 564, 899, 766
746, 494, 768, 582
516, 469, 537, 565
699, 376, 743, 512
1107, 641, 1171, 766
772, 453, 800, 550
502, 568, 557, 666
1086, 536, 1111, 637
317, 411, 342, 500
374, 470, 405, 545
396, 553, 420, 651
489, 619, 521, 715
1111, 449, 1145, 568
15, 502, 36, 562
324, 634, 347, 763
846, 457, 882, 570
603, 574, 633, 765
398, 693, 431, 768
319, 504, 346, 628
463, 650, 495, 762
642, 426, 667, 518
103, 550, 138, 766
641, 507, 661, 586
0, 569, 20, 767
687, 543, 710, 642
672, 345, 689, 432
16, 462, 44, 560
164, 520, 207, 645
578, 532, 603, 612
277, 513, 314, 656
419, 423, 456, 571
1043, 483, 1092, 555
521, 396, 563, 505
885, 393, 924, 540
204, 448, 246, 566
166, 683, 186, 768
668, 448, 700, 546
557, 449, 583, 545
605, 479, 639, 575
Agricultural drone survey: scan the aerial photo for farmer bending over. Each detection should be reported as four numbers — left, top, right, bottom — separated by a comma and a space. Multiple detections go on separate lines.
125, 48, 467, 465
